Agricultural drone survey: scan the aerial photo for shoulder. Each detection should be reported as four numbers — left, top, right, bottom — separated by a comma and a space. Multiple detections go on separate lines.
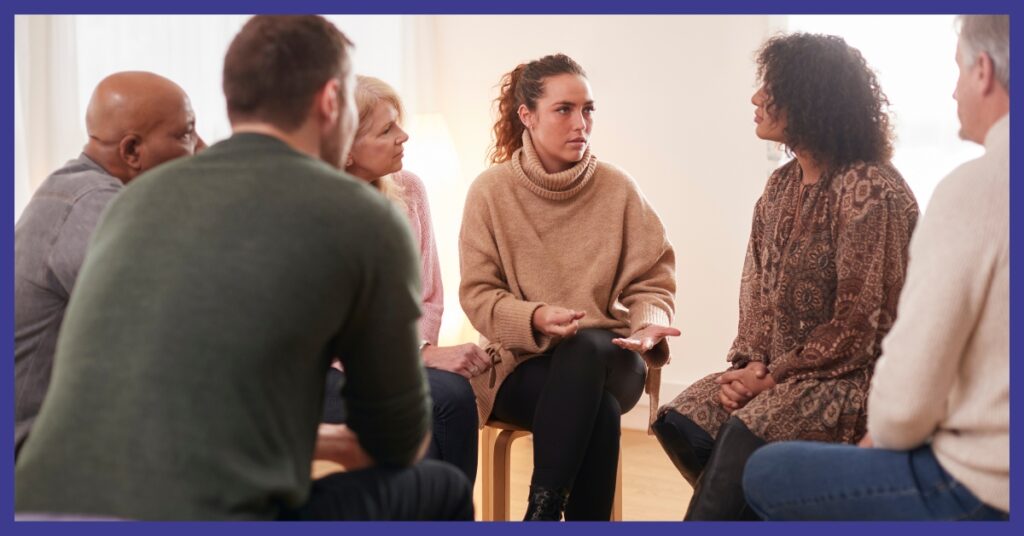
763, 159, 799, 191
936, 151, 1007, 202
393, 169, 426, 193
392, 169, 429, 207
757, 159, 799, 205
466, 162, 513, 199
830, 161, 918, 214
928, 153, 1007, 226
831, 161, 909, 194
593, 160, 639, 192
37, 157, 121, 204
766, 159, 799, 188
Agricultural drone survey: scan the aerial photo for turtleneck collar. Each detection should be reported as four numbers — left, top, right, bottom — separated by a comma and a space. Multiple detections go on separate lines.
510, 130, 598, 201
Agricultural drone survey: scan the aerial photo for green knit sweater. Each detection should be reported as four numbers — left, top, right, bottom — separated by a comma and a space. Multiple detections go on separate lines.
15, 133, 430, 520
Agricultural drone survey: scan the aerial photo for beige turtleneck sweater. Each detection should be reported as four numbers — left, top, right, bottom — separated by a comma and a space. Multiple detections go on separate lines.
868, 114, 1009, 511
459, 131, 676, 428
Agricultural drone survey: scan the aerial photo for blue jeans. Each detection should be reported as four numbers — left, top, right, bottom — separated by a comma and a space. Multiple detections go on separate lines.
323, 367, 478, 485
743, 441, 1008, 521
422, 368, 479, 485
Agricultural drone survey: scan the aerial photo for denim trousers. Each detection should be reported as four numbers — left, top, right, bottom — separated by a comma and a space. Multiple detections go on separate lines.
323, 366, 479, 485
742, 441, 1008, 521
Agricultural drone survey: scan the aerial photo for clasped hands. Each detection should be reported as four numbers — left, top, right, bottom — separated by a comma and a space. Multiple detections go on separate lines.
422, 342, 491, 379
716, 361, 776, 412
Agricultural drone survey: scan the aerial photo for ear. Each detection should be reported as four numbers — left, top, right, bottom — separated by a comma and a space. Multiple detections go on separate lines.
119, 134, 143, 171
318, 78, 342, 125
976, 52, 998, 95
517, 103, 532, 129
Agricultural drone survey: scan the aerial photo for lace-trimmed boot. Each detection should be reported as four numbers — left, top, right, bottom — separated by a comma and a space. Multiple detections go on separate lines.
523, 485, 569, 521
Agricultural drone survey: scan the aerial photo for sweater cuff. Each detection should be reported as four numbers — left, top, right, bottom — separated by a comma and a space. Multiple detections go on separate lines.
629, 302, 672, 334
493, 298, 549, 353
630, 303, 672, 368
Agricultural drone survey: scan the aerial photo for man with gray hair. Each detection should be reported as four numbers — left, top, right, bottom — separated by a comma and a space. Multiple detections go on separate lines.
740, 15, 1009, 520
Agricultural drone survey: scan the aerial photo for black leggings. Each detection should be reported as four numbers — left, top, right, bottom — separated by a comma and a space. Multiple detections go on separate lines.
490, 328, 646, 520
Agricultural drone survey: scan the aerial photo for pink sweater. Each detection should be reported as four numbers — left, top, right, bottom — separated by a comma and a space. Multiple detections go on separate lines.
392, 170, 443, 345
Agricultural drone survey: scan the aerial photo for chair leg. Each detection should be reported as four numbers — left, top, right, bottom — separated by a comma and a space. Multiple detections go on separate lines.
492, 429, 528, 521
480, 427, 494, 521
612, 449, 623, 521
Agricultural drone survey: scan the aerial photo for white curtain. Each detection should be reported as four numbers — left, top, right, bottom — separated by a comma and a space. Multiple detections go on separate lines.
14, 15, 82, 221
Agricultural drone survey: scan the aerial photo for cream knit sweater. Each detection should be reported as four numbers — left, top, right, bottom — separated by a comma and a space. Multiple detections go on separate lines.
868, 114, 1009, 511
459, 131, 676, 428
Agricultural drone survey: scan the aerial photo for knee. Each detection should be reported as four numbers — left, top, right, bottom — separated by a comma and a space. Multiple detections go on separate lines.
430, 371, 478, 419
651, 410, 677, 446
741, 443, 798, 514
654, 410, 715, 460
555, 329, 616, 366
417, 459, 474, 518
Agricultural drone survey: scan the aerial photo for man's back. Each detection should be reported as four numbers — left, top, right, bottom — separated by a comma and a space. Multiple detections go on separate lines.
15, 133, 429, 520
14, 155, 121, 451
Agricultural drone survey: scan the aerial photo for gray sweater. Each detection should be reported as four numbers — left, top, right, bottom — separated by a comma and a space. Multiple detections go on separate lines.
14, 154, 121, 452
15, 133, 430, 520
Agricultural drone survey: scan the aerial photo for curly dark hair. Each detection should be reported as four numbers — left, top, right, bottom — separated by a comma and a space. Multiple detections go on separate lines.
756, 33, 893, 170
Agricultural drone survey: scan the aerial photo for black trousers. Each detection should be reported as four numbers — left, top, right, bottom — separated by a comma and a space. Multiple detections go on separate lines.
323, 367, 479, 485
279, 459, 474, 520
491, 328, 646, 520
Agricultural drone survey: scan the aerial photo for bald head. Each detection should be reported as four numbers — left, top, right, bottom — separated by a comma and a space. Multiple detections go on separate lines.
84, 71, 201, 183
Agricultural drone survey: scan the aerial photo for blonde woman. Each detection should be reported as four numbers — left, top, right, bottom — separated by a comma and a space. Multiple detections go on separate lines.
322, 76, 485, 484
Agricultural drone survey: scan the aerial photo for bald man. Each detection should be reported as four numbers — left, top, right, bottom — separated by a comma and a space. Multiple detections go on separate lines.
14, 71, 202, 455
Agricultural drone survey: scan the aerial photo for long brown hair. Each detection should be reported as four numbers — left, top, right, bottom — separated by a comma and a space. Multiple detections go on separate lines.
489, 53, 587, 164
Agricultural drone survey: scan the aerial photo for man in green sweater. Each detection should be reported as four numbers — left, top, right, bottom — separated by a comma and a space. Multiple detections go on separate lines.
15, 15, 472, 521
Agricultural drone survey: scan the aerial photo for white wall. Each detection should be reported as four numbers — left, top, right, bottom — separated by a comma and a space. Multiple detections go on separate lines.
423, 15, 778, 429
23, 15, 963, 431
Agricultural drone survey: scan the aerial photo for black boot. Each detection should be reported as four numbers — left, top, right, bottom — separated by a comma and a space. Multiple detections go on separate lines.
684, 416, 766, 521
523, 485, 569, 521
652, 410, 714, 487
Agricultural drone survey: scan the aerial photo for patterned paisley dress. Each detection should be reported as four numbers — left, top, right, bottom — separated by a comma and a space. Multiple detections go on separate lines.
661, 159, 919, 443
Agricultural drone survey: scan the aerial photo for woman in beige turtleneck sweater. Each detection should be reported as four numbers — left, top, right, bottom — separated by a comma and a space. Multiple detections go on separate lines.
459, 53, 679, 521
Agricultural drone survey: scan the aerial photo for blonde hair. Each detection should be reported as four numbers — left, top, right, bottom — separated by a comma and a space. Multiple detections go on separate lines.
351, 75, 406, 209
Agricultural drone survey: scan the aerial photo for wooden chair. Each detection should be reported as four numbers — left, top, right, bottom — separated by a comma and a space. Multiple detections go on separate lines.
480, 420, 623, 521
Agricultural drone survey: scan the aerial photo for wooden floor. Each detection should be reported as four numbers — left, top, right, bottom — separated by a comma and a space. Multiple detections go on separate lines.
314, 428, 692, 521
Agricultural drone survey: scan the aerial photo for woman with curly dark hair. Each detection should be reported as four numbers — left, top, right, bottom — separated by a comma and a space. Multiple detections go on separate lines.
651, 33, 920, 520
